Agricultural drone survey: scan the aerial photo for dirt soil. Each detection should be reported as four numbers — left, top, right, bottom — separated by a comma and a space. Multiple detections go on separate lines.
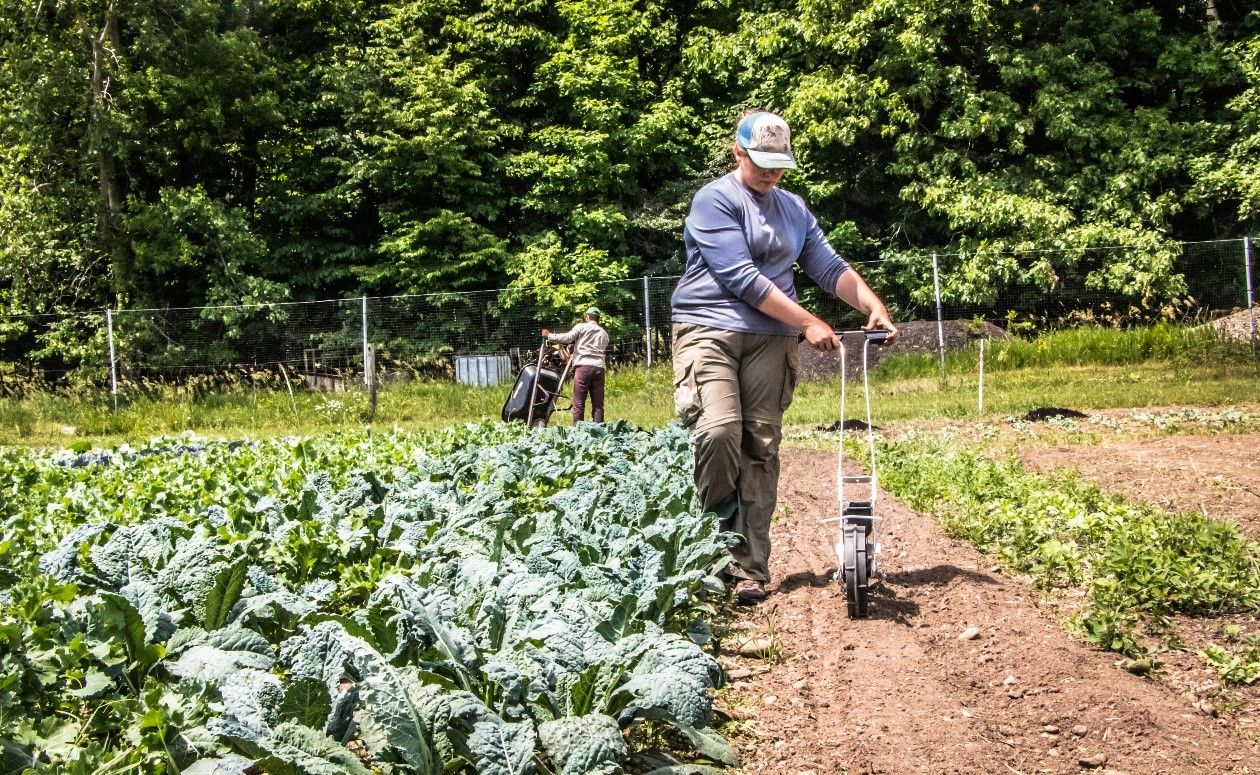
1016, 433, 1260, 540
717, 445, 1260, 774
1207, 306, 1259, 343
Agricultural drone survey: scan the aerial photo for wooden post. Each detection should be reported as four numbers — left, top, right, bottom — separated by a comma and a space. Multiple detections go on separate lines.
1245, 237, 1256, 355
978, 338, 986, 414
643, 274, 652, 369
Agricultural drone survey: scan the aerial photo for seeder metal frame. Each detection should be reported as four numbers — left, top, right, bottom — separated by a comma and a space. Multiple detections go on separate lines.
824, 329, 889, 618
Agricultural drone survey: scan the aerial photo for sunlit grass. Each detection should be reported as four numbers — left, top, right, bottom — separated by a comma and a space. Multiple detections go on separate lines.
787, 362, 1260, 429
877, 321, 1251, 379
2, 324, 1257, 448
0, 371, 680, 447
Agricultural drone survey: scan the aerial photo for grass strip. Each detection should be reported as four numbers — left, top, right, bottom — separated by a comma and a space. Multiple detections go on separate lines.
2, 323, 1258, 447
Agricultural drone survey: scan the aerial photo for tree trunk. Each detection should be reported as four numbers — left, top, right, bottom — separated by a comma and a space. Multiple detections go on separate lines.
1205, 0, 1220, 22
78, 2, 124, 295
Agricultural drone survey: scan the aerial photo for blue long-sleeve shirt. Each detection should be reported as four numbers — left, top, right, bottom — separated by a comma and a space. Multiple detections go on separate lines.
671, 172, 850, 336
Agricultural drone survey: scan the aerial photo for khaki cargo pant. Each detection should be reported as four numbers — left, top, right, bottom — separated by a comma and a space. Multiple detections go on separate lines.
672, 323, 798, 582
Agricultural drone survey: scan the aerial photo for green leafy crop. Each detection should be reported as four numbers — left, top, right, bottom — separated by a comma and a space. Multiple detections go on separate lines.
0, 422, 736, 772
876, 430, 1260, 659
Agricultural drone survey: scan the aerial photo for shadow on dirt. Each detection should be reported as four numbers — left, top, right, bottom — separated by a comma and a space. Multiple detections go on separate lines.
774, 569, 835, 594
862, 566, 998, 623
816, 419, 883, 432
885, 564, 1000, 589
869, 583, 920, 623
1020, 406, 1088, 422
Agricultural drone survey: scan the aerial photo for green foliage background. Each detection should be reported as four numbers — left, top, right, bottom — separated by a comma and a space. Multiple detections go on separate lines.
1, 0, 1258, 363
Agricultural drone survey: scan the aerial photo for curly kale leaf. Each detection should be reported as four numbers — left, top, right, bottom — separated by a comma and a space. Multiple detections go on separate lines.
203, 557, 249, 631
119, 580, 177, 644
89, 517, 190, 588
468, 719, 535, 775
630, 634, 721, 690
38, 523, 111, 584
229, 566, 332, 626
280, 621, 448, 771
614, 658, 738, 768
212, 718, 371, 775
617, 666, 711, 729
538, 714, 625, 775
157, 530, 230, 621
181, 754, 254, 775
167, 637, 275, 685
213, 668, 285, 734
366, 575, 479, 687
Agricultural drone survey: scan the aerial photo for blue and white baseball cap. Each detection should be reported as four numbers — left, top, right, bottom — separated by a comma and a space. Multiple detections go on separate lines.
736, 111, 797, 169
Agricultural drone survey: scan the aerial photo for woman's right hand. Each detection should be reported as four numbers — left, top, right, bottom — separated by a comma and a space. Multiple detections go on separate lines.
803, 320, 841, 351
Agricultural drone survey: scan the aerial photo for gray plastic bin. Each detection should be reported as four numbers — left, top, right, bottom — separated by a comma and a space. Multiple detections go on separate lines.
454, 354, 512, 387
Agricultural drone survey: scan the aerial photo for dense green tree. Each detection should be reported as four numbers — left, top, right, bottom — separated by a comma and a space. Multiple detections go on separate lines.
116, 1, 288, 307
349, 3, 515, 296
0, 1, 110, 319
248, 0, 390, 298
0, 0, 291, 369
685, 0, 1247, 311
1191, 16, 1260, 230
495, 0, 709, 318
1, 0, 1257, 372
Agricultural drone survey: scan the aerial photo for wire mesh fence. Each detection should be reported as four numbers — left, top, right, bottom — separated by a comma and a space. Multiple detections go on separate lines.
1, 238, 1255, 401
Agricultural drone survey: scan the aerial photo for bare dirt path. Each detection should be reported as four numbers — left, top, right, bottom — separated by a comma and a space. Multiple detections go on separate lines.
718, 448, 1259, 774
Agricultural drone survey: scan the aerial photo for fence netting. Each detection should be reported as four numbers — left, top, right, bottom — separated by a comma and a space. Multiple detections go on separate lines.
1, 238, 1255, 397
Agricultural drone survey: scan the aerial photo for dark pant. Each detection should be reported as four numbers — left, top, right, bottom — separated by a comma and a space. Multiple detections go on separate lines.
571, 365, 605, 423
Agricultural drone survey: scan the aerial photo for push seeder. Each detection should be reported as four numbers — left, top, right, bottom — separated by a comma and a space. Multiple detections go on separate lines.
824, 329, 890, 618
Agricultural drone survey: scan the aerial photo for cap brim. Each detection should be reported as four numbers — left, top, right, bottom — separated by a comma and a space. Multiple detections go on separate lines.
747, 149, 797, 169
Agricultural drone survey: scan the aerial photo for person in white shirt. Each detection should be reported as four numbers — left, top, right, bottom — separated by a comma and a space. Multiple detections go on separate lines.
543, 307, 610, 423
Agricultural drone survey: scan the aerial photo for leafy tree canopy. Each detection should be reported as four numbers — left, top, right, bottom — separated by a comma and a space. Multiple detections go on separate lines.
0, 0, 1256, 365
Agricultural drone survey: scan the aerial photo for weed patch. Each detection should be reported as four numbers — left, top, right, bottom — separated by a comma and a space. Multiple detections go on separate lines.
875, 431, 1260, 659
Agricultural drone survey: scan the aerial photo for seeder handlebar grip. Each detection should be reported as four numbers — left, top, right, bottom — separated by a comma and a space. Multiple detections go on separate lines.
796, 328, 893, 345
834, 328, 891, 344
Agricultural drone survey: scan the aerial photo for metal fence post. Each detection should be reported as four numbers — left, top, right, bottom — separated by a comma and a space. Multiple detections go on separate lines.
932, 252, 946, 378
1245, 236, 1257, 354
106, 309, 118, 410
366, 343, 377, 418
642, 275, 652, 369
361, 295, 370, 385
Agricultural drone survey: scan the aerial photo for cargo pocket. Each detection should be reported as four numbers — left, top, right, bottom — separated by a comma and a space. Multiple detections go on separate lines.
673, 361, 703, 428
779, 343, 799, 411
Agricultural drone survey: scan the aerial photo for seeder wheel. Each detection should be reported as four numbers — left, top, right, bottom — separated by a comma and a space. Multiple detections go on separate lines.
843, 521, 870, 618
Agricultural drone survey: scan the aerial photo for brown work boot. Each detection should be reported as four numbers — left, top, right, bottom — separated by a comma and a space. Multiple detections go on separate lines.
734, 578, 767, 605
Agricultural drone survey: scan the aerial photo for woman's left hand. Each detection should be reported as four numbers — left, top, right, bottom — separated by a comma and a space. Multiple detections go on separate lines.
863, 309, 900, 344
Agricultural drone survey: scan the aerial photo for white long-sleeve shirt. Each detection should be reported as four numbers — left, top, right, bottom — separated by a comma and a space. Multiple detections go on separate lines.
547, 321, 609, 368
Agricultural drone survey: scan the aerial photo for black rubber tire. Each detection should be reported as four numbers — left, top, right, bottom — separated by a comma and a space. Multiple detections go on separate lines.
843, 521, 870, 618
